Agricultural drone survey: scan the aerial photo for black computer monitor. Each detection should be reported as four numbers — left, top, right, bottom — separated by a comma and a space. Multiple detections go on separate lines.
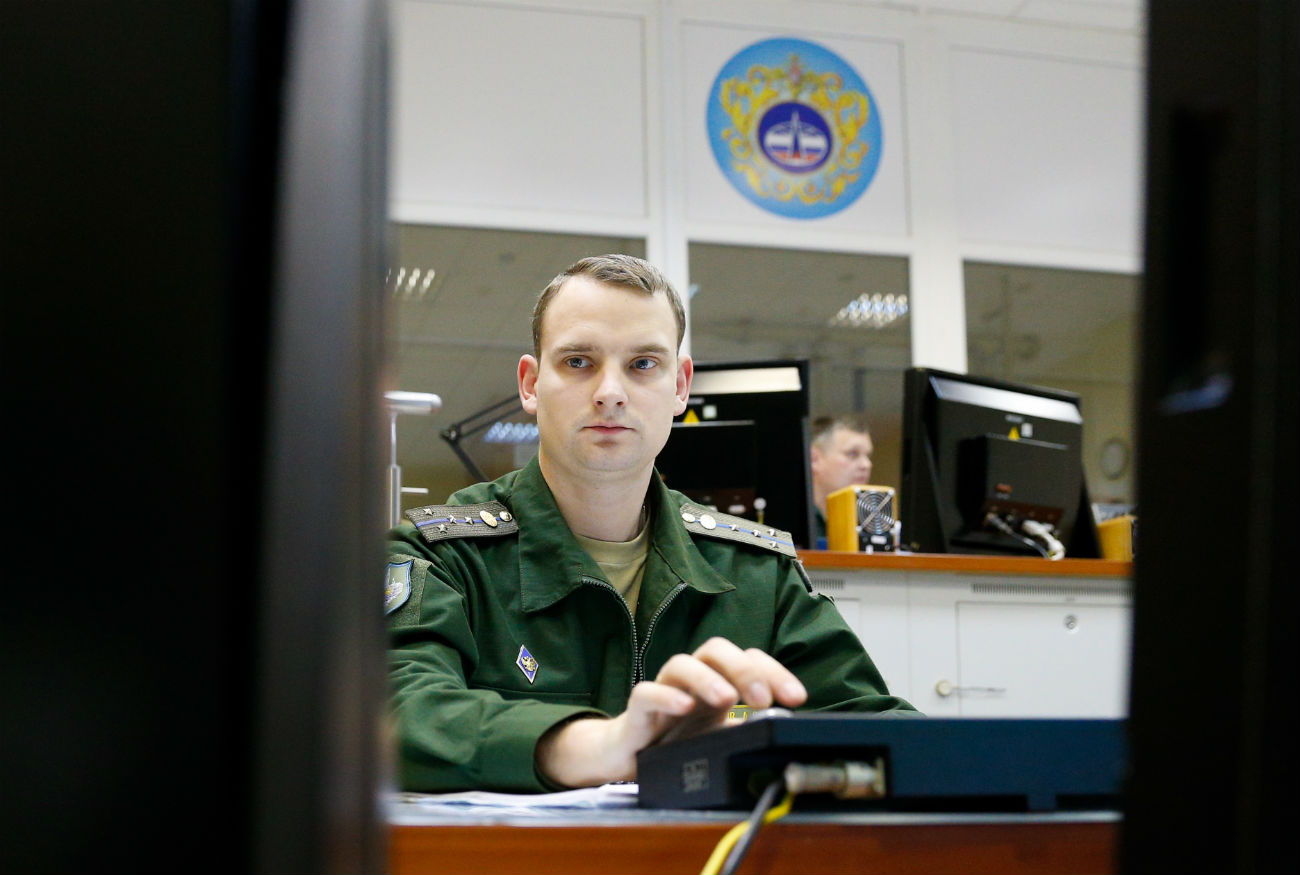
656, 360, 815, 548
4, 5, 388, 871
900, 367, 1100, 558
1121, 4, 1298, 872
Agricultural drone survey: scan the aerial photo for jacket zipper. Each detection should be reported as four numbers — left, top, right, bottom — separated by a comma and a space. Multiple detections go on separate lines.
635, 582, 688, 685
580, 576, 638, 696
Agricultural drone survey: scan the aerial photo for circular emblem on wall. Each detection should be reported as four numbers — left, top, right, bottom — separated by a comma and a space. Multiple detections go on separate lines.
758, 102, 833, 172
707, 37, 883, 220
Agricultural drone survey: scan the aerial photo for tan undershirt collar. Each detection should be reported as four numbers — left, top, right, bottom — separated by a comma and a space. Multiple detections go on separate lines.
573, 514, 651, 614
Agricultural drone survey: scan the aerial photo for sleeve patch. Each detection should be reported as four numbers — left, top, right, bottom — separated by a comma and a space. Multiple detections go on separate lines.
385, 559, 413, 615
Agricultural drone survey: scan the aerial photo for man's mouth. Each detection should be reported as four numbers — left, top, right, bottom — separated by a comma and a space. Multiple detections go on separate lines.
586, 424, 631, 434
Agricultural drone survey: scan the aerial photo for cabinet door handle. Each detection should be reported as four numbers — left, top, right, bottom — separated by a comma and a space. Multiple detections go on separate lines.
934, 679, 1007, 697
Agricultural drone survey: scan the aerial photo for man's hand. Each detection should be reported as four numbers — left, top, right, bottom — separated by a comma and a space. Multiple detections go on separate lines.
535, 637, 807, 788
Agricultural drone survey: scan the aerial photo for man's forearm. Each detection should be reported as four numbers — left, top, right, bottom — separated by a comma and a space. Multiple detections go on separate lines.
535, 715, 630, 788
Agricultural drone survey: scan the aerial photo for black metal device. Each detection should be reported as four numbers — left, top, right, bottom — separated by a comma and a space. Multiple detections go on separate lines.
637, 713, 1125, 813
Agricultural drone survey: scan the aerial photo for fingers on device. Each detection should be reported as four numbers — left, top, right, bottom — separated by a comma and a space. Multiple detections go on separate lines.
827, 484, 897, 552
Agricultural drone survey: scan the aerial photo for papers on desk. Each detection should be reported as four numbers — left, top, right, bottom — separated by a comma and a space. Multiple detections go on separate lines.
392, 782, 639, 818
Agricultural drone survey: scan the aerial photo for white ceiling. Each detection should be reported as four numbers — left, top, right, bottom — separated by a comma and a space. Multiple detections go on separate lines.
801, 0, 1144, 34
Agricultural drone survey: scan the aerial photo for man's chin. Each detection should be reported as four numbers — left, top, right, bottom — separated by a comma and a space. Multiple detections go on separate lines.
576, 450, 653, 478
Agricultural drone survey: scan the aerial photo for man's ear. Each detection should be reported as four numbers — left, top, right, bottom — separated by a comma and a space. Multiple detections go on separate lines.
673, 355, 694, 416
809, 444, 824, 475
518, 355, 539, 415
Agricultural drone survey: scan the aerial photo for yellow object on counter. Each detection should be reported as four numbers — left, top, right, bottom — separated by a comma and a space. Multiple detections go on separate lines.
827, 484, 897, 552
1097, 514, 1136, 561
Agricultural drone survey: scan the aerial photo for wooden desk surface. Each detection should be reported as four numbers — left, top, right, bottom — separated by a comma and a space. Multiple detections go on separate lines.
389, 810, 1119, 875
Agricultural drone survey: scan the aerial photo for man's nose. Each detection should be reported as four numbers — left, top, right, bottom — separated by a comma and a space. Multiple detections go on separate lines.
593, 365, 627, 407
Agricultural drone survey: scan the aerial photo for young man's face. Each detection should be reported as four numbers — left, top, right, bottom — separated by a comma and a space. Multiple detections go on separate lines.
812, 426, 874, 497
518, 276, 692, 486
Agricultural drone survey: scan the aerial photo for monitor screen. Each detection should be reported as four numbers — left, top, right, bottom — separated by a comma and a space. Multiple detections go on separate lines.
900, 367, 1100, 557
656, 360, 814, 548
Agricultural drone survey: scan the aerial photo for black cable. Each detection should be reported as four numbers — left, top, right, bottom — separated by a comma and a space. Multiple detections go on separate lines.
719, 776, 786, 875
984, 512, 1050, 558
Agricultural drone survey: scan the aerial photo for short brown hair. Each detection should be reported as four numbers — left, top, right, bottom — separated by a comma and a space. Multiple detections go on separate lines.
811, 413, 872, 450
531, 254, 686, 358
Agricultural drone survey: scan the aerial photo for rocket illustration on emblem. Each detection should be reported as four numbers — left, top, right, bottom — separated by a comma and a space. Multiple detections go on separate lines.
516, 644, 539, 684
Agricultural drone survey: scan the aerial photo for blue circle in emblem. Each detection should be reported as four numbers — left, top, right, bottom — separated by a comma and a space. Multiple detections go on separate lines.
758, 102, 833, 173
707, 38, 883, 220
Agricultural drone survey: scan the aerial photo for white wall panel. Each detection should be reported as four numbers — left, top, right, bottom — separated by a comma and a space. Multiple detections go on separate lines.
950, 47, 1142, 256
391, 1, 648, 219
682, 23, 909, 236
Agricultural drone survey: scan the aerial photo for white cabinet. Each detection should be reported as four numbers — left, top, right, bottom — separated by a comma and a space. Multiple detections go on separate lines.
803, 557, 1132, 719
954, 601, 1130, 717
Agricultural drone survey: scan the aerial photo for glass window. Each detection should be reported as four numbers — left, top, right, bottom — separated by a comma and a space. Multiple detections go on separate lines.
390, 225, 646, 503
688, 243, 912, 490
963, 261, 1139, 507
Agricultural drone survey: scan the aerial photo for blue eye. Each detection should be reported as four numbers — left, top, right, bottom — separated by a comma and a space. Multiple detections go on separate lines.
565, 357, 589, 368
631, 358, 656, 370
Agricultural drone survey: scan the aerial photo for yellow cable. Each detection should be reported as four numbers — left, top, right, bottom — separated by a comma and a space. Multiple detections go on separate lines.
699, 792, 794, 875
699, 821, 747, 875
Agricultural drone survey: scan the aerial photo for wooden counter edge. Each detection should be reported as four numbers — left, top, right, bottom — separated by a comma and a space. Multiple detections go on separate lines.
390, 817, 1118, 875
798, 550, 1131, 578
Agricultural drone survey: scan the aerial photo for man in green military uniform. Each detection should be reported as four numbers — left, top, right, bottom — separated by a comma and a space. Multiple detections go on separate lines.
387, 254, 914, 793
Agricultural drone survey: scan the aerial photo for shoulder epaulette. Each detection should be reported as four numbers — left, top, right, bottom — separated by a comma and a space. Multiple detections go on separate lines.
404, 501, 519, 544
677, 502, 797, 558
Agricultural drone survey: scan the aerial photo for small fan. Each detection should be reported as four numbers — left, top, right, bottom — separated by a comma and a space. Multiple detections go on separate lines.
856, 489, 896, 538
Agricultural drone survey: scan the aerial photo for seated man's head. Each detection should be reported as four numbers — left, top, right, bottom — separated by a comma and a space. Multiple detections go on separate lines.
519, 255, 692, 485
810, 414, 874, 511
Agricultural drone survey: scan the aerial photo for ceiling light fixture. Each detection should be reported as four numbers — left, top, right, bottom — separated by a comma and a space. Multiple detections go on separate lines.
387, 266, 438, 299
829, 292, 909, 329
482, 421, 539, 444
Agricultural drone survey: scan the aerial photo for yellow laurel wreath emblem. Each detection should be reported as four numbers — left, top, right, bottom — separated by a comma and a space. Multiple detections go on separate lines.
718, 54, 871, 204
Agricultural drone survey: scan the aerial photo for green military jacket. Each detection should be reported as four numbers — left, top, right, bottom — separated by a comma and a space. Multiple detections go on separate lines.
386, 455, 914, 793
